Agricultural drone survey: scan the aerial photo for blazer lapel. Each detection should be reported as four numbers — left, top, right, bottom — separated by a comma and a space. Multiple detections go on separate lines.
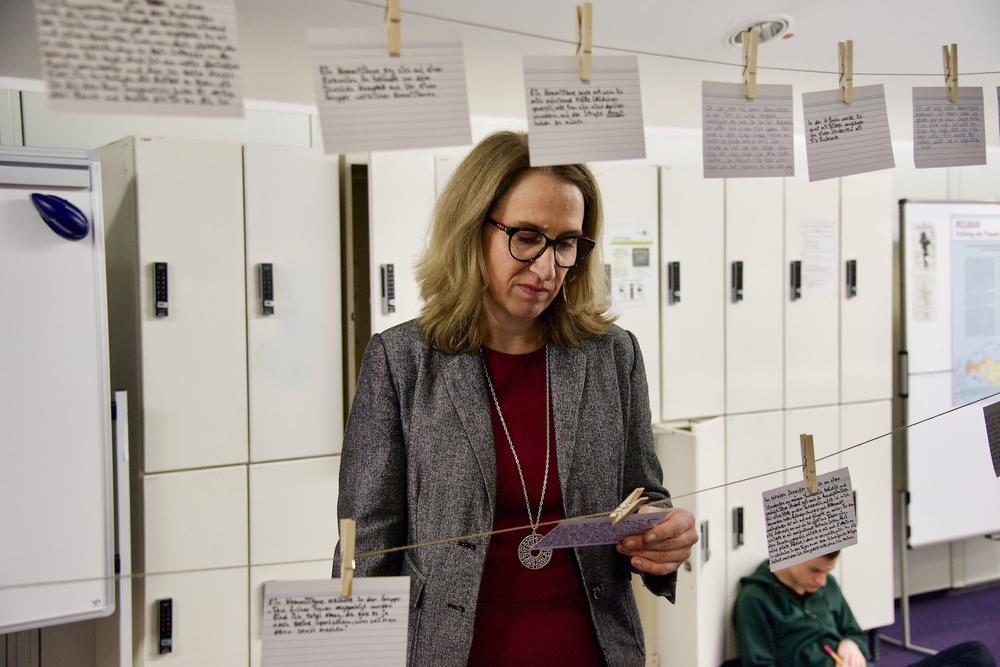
442, 351, 497, 508
549, 343, 587, 498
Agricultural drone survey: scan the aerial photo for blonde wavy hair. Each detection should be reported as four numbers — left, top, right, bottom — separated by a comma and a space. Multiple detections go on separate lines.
416, 131, 614, 353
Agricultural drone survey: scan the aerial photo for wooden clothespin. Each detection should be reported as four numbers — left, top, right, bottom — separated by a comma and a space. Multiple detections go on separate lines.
839, 40, 854, 104
610, 487, 649, 525
577, 3, 593, 82
943, 43, 959, 103
340, 518, 356, 597
386, 0, 401, 56
742, 28, 759, 100
799, 434, 818, 494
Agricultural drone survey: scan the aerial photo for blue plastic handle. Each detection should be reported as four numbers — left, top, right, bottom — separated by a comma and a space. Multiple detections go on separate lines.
30, 193, 90, 241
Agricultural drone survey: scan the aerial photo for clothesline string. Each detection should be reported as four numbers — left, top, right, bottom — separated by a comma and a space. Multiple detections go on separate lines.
2, 388, 997, 593
341, 0, 1000, 78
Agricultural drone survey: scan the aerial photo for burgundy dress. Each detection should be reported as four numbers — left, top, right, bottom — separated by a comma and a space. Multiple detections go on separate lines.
467, 346, 603, 666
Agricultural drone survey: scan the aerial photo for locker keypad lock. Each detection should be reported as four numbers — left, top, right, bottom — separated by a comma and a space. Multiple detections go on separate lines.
380, 264, 396, 315
259, 263, 275, 315
733, 506, 744, 547
158, 598, 173, 654
667, 261, 681, 304
846, 259, 858, 298
731, 261, 744, 303
790, 260, 802, 301
154, 262, 168, 317
700, 519, 711, 563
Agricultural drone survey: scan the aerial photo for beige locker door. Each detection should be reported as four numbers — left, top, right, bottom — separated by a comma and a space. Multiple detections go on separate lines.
244, 145, 343, 462
725, 180, 784, 414
840, 171, 893, 402
838, 401, 894, 630
784, 175, 840, 408
593, 163, 661, 422
142, 467, 248, 665
134, 138, 248, 472
724, 411, 784, 658
660, 168, 725, 421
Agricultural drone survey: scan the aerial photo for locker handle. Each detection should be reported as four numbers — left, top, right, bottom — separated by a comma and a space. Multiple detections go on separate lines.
846, 259, 858, 298
667, 261, 681, 304
259, 263, 275, 315
153, 262, 168, 317
731, 261, 744, 303
733, 507, 744, 547
700, 520, 711, 563
790, 260, 802, 301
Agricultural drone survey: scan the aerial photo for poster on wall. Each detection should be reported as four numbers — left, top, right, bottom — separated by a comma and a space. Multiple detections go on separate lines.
951, 215, 1000, 404
603, 222, 655, 311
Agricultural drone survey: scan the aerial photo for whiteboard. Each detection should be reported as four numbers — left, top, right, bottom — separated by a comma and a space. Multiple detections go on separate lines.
0, 146, 114, 632
901, 200, 1000, 546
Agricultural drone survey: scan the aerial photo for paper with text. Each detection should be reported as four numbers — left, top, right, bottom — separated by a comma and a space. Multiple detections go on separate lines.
523, 56, 645, 166
763, 467, 857, 572
261, 577, 409, 666
34, 0, 244, 117
307, 27, 472, 154
913, 87, 986, 168
702, 81, 794, 178
984, 401, 1000, 478
802, 85, 895, 181
535, 509, 671, 549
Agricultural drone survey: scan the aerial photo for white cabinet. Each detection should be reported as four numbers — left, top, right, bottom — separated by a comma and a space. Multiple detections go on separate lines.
725, 180, 784, 413
654, 419, 726, 667
244, 145, 343, 461
841, 172, 893, 402
594, 164, 661, 422
660, 167, 725, 420
784, 176, 840, 408
838, 401, 894, 630
724, 411, 784, 657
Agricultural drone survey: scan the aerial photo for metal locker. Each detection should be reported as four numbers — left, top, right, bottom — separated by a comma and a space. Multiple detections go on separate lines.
725, 180, 784, 414
724, 410, 784, 659
654, 419, 726, 667
784, 176, 840, 408
142, 466, 248, 665
838, 401, 894, 631
840, 171, 893, 402
99, 137, 249, 473
593, 164, 662, 422
660, 167, 725, 421
243, 145, 343, 462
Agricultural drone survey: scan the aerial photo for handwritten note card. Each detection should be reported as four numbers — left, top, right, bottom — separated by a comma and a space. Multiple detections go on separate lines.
763, 468, 857, 572
261, 577, 409, 666
702, 81, 794, 178
984, 401, 1000, 478
34, 0, 244, 116
307, 27, 472, 154
523, 56, 646, 166
535, 509, 670, 549
802, 85, 895, 181
913, 87, 987, 168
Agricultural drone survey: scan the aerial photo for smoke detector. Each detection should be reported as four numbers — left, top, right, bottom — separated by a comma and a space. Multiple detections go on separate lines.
727, 17, 793, 47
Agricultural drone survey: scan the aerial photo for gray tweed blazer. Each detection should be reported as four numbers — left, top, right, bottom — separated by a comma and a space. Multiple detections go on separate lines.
334, 319, 676, 666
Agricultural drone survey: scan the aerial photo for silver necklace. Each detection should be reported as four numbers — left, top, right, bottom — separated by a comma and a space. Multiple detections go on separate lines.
480, 346, 553, 570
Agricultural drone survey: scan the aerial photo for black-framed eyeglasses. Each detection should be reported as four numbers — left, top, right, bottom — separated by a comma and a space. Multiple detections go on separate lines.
486, 218, 596, 269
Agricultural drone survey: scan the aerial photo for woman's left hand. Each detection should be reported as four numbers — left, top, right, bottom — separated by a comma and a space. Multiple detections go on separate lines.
616, 505, 698, 576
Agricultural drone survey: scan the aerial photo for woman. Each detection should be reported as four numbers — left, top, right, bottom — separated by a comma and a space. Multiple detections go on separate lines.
336, 131, 697, 666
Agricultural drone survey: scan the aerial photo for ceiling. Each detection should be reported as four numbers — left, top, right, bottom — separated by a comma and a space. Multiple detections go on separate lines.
2, 0, 999, 143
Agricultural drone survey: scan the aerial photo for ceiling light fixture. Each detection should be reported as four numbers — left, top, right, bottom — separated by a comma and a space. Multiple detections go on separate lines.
727, 17, 793, 47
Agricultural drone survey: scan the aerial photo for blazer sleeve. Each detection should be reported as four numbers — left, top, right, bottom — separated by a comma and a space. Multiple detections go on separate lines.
621, 329, 679, 601
333, 333, 408, 578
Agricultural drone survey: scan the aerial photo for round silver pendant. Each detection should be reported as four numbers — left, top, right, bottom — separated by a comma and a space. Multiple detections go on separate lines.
517, 532, 552, 570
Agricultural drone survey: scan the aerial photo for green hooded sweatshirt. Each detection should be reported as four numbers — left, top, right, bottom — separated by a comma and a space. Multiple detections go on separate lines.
733, 560, 869, 666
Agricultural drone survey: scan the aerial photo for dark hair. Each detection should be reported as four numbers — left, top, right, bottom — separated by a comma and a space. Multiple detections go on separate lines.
821, 550, 841, 560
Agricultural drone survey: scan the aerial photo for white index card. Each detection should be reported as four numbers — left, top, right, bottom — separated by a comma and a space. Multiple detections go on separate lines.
913, 87, 987, 168
307, 27, 472, 155
763, 467, 858, 572
523, 56, 646, 166
803, 85, 895, 181
702, 81, 794, 178
33, 0, 244, 117
262, 577, 409, 666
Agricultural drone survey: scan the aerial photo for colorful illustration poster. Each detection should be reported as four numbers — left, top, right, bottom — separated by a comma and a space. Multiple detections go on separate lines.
952, 215, 1000, 404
